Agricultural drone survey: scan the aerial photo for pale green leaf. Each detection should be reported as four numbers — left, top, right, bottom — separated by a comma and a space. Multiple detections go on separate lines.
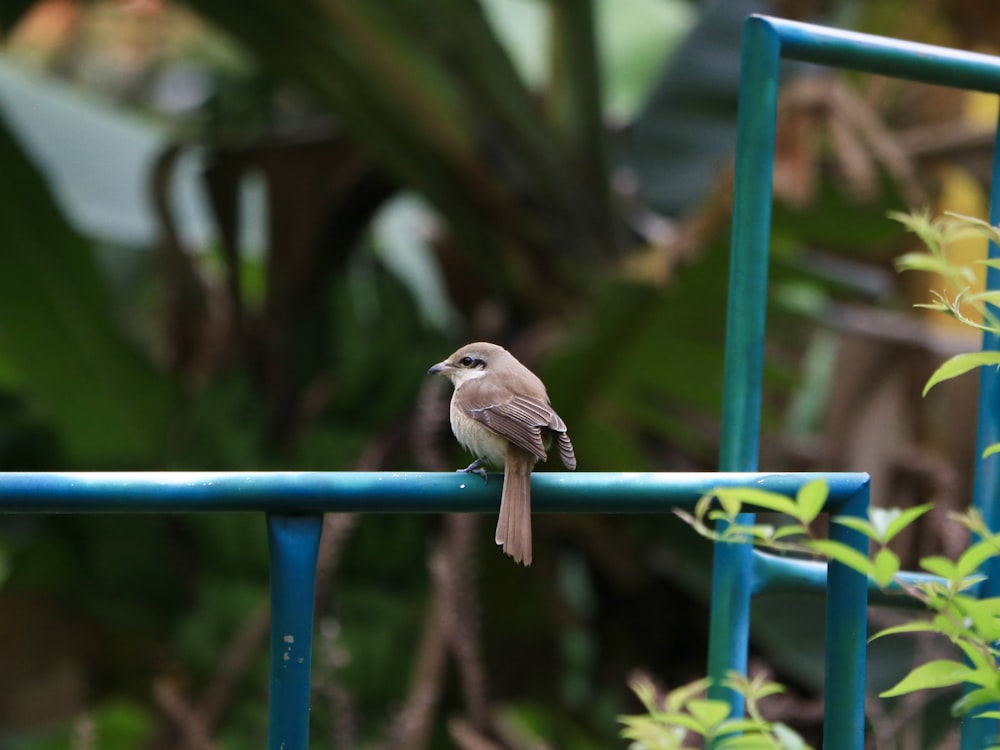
752, 682, 786, 700
951, 688, 1000, 718
686, 699, 730, 730
956, 573, 988, 593
970, 710, 1000, 720
983, 442, 1000, 459
806, 539, 874, 577
888, 208, 933, 233
948, 508, 991, 537
831, 516, 881, 541
969, 290, 1000, 306
943, 211, 1000, 245
658, 713, 707, 734
772, 723, 811, 750
715, 489, 744, 518
883, 503, 935, 544
743, 524, 776, 540
663, 677, 712, 713
869, 621, 939, 643
957, 539, 1000, 578
895, 252, 950, 275
795, 479, 828, 524
931, 613, 971, 640
924, 351, 1000, 396
694, 492, 715, 520
620, 715, 688, 747
953, 597, 1000, 642
716, 718, 770, 735
714, 487, 798, 517
915, 580, 952, 606
771, 524, 807, 540
716, 735, 778, 750
627, 673, 662, 714
720, 523, 776, 542
953, 634, 996, 674
879, 659, 976, 697
961, 665, 997, 690
868, 508, 899, 541
920, 555, 958, 581
721, 671, 785, 701
873, 548, 900, 587
914, 300, 953, 312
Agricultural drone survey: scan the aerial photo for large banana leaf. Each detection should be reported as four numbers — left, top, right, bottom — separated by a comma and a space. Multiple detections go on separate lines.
0, 112, 169, 466
625, 0, 773, 217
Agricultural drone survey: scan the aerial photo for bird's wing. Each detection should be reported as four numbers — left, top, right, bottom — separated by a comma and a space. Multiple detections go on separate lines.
555, 430, 577, 471
458, 380, 557, 462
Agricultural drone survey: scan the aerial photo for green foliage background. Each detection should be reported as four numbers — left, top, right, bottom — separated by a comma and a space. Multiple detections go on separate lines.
0, 0, 992, 748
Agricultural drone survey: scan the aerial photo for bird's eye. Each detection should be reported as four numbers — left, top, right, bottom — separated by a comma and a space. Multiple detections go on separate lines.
459, 356, 475, 367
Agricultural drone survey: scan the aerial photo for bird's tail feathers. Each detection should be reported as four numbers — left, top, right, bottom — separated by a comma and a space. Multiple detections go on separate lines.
496, 445, 533, 566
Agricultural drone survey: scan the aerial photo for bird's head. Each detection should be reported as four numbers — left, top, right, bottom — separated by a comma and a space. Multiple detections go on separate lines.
427, 342, 508, 387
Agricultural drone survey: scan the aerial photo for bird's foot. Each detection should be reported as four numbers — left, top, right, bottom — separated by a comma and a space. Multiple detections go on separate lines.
458, 458, 489, 482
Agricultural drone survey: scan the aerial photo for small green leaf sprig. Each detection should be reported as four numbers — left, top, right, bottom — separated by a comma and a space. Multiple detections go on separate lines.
678, 478, 1000, 725
675, 479, 928, 587
620, 670, 811, 750
892, 210, 1000, 457
623, 209, 1000, 748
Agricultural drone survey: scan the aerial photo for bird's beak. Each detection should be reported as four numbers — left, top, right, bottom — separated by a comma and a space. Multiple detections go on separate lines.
427, 361, 448, 375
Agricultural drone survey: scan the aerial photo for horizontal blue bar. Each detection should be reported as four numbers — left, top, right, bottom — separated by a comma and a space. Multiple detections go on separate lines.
756, 15, 1000, 92
751, 548, 944, 604
0, 471, 869, 514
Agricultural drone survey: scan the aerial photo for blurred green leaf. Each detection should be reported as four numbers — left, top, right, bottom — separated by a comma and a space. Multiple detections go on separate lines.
894, 251, 951, 275
832, 515, 882, 543
0, 58, 220, 249
771, 722, 811, 750
715, 488, 799, 517
882, 503, 935, 544
0, 113, 169, 466
795, 479, 828, 524
872, 548, 900, 587
94, 700, 156, 750
956, 539, 1000, 579
624, 0, 769, 216
879, 659, 978, 698
685, 698, 730, 731
920, 555, 959, 580
805, 539, 874, 578
869, 621, 941, 643
596, 0, 694, 120
923, 351, 1000, 397
968, 709, 1000, 720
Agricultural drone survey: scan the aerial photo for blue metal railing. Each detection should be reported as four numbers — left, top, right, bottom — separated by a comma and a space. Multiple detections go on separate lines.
716, 14, 1000, 750
2, 14, 999, 750
0, 471, 868, 749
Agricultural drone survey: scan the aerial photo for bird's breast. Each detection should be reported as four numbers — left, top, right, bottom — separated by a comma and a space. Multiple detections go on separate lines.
450, 395, 508, 467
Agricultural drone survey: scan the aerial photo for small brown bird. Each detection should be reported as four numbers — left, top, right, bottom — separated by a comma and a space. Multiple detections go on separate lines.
428, 342, 576, 565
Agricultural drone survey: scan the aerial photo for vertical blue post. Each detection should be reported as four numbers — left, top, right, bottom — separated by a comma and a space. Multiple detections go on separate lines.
709, 16, 782, 713
960, 107, 1000, 750
267, 513, 324, 750
824, 485, 870, 750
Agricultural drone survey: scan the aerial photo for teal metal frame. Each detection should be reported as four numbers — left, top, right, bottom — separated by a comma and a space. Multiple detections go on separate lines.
1, 14, 999, 750
0, 471, 867, 749
716, 14, 1000, 750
